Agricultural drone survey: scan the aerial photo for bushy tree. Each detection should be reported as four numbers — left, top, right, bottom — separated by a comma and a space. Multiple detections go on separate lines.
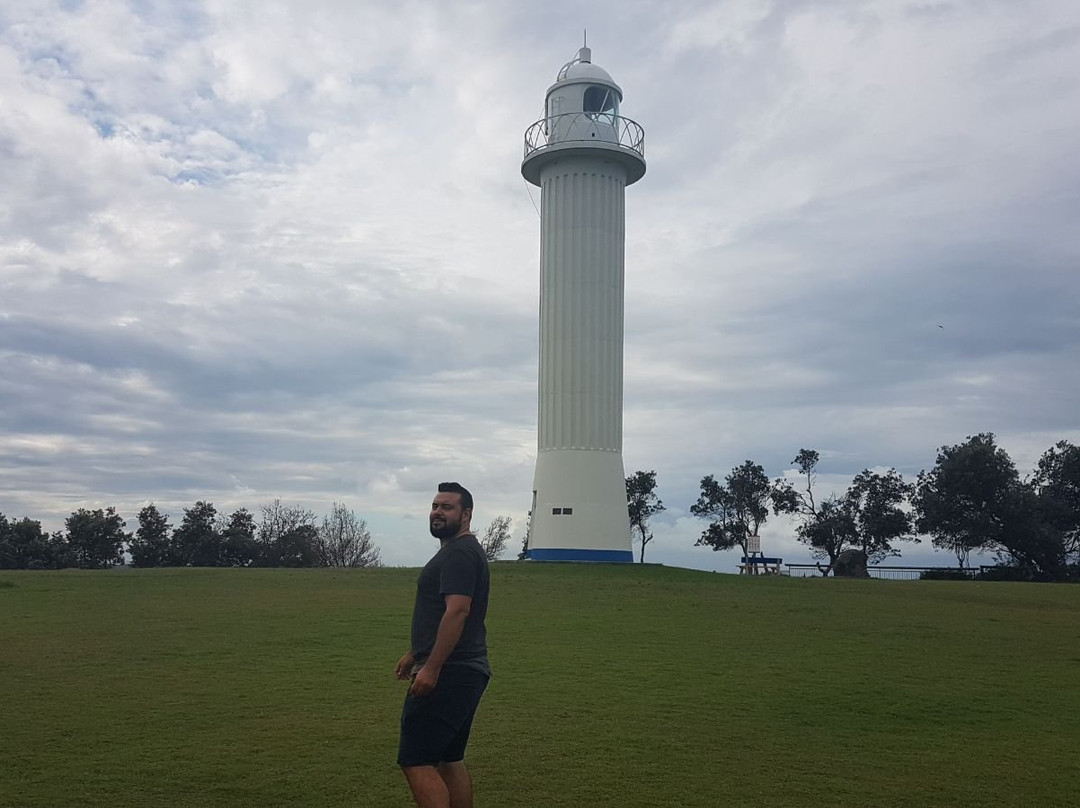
844, 469, 917, 563
65, 507, 128, 569
981, 440, 1080, 580
277, 524, 320, 567
0, 515, 58, 570
479, 515, 512, 562
172, 501, 222, 567
991, 484, 1069, 579
258, 500, 319, 567
220, 508, 260, 567
626, 470, 665, 563
318, 503, 382, 567
129, 504, 173, 567
1032, 440, 1080, 569
913, 434, 1019, 568
693, 461, 772, 560
46, 531, 76, 569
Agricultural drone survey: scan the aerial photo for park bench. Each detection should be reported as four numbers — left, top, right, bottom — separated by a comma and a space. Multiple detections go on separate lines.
739, 556, 783, 575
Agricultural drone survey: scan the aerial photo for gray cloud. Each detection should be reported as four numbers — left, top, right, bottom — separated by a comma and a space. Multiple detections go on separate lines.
1, 0, 1078, 571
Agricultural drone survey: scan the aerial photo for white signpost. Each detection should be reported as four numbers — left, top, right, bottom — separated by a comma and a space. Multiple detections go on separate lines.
743, 534, 773, 575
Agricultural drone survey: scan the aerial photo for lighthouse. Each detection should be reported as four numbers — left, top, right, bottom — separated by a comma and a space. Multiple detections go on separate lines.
522, 46, 646, 562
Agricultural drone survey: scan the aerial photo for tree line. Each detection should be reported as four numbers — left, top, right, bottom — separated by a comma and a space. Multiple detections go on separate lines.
5, 433, 1076, 579
0, 499, 383, 570
0, 496, 515, 571
626, 434, 1080, 582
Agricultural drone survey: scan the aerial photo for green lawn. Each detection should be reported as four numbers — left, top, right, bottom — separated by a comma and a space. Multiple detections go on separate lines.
1, 565, 1078, 807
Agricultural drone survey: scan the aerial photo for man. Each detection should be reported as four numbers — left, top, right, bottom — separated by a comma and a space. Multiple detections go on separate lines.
396, 482, 491, 808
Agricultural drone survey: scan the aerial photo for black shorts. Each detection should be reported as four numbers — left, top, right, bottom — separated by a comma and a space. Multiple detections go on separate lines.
397, 665, 489, 768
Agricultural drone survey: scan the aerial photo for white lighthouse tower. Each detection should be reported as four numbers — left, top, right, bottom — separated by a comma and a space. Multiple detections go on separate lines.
522, 46, 645, 562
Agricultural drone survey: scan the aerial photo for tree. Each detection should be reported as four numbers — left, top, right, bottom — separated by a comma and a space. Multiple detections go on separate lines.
984, 440, 1080, 580
773, 450, 855, 573
796, 498, 857, 573
258, 500, 320, 567
913, 434, 1019, 568
773, 452, 918, 572
844, 469, 917, 564
991, 483, 1069, 580
129, 504, 173, 568
771, 450, 820, 523
220, 508, 260, 567
277, 524, 320, 567
692, 461, 771, 561
518, 511, 532, 560
915, 435, 1080, 580
479, 515, 512, 562
1032, 440, 1080, 567
0, 515, 56, 570
626, 470, 665, 563
46, 531, 76, 569
0, 513, 11, 569
65, 507, 128, 569
318, 503, 382, 567
172, 501, 222, 567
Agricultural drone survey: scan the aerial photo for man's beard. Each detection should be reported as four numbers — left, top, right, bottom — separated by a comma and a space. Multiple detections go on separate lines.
429, 517, 461, 539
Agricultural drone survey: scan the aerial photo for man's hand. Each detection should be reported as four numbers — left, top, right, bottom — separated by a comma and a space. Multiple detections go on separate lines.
409, 664, 439, 697
395, 651, 415, 681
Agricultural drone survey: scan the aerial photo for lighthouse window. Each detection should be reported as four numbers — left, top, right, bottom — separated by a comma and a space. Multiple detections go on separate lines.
583, 86, 617, 117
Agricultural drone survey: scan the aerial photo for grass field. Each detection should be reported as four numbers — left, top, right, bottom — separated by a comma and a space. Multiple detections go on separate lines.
2, 564, 1078, 807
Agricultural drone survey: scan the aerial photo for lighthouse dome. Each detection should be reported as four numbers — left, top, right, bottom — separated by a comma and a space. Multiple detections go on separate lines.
553, 47, 623, 99
559, 60, 615, 86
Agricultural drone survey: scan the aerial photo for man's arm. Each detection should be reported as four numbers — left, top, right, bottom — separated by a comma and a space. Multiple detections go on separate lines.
409, 594, 471, 697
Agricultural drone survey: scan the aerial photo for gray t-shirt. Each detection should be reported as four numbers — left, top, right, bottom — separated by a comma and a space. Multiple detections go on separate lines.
410, 533, 490, 676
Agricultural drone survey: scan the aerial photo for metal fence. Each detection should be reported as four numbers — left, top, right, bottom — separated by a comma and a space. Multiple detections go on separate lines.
524, 112, 645, 160
785, 564, 982, 580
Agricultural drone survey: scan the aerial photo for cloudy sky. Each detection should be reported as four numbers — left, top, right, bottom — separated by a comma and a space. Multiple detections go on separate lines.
2, 0, 1078, 571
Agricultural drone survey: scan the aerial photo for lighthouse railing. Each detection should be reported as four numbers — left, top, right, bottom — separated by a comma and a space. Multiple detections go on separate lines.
524, 112, 645, 160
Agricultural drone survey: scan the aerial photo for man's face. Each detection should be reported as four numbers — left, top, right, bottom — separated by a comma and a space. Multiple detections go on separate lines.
429, 492, 468, 539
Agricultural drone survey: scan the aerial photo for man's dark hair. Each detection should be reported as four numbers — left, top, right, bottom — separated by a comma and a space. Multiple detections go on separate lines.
438, 482, 473, 512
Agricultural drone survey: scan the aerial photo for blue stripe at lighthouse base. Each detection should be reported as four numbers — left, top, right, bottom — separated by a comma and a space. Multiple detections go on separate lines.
527, 548, 634, 563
